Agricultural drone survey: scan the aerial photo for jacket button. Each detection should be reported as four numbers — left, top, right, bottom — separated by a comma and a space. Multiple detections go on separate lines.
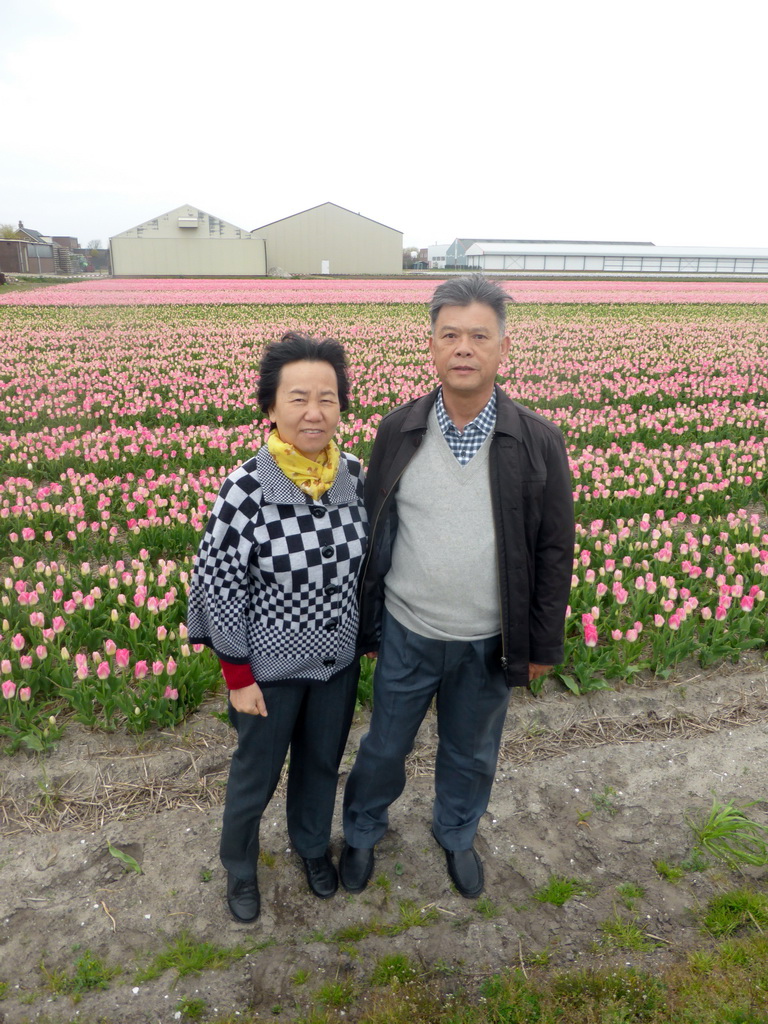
322, 658, 336, 667
324, 584, 339, 595
324, 619, 338, 632
322, 546, 334, 558
311, 507, 326, 518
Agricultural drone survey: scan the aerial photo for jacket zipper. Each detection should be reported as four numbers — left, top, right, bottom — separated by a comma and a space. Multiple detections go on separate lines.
491, 432, 509, 672
359, 437, 422, 591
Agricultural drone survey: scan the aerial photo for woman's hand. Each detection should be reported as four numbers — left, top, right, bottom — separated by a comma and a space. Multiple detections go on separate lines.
230, 682, 268, 717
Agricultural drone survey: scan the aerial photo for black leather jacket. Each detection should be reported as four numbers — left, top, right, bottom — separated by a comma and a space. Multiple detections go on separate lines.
358, 386, 575, 687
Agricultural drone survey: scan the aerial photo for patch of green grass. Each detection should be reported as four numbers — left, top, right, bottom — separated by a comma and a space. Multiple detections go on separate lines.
616, 881, 645, 909
331, 899, 438, 944
199, 868, 213, 882
532, 874, 594, 906
680, 848, 710, 872
316, 979, 355, 1008
473, 895, 501, 919
703, 888, 768, 938
135, 930, 267, 983
175, 995, 208, 1020
259, 849, 276, 868
599, 911, 662, 951
552, 966, 666, 1019
591, 784, 620, 817
373, 872, 391, 897
687, 797, 768, 870
40, 948, 121, 999
355, 655, 375, 709
653, 858, 685, 882
0, 981, 7, 1000
370, 953, 419, 986
480, 970, 544, 1023
291, 968, 310, 985
395, 898, 439, 930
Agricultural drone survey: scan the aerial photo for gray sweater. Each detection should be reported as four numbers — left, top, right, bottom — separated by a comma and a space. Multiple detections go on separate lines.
384, 409, 500, 641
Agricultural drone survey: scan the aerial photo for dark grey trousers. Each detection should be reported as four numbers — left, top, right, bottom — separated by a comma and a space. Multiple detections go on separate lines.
343, 609, 510, 852
220, 660, 358, 880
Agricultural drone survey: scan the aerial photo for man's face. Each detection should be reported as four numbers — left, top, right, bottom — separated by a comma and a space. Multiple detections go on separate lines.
429, 301, 510, 402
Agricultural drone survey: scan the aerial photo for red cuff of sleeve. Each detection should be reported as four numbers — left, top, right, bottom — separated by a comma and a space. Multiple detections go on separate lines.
219, 659, 255, 690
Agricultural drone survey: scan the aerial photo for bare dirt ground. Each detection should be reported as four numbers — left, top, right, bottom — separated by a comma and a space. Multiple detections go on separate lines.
2, 661, 768, 1024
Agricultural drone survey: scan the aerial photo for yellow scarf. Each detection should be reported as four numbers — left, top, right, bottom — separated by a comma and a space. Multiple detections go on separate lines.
267, 430, 340, 500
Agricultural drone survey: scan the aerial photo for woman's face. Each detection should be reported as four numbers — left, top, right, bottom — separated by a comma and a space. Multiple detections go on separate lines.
268, 359, 341, 459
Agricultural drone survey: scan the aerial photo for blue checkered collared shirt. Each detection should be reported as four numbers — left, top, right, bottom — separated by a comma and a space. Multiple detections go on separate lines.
434, 388, 497, 466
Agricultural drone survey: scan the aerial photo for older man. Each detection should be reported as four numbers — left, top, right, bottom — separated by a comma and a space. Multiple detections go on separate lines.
340, 275, 574, 898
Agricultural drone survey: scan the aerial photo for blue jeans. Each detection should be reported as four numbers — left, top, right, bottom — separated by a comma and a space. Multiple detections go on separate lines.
343, 609, 509, 851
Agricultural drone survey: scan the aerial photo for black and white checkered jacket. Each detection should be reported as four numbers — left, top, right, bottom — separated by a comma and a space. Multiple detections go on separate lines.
187, 447, 368, 686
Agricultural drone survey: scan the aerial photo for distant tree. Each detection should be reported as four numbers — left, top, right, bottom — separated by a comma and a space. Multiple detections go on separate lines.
0, 224, 20, 239
87, 239, 102, 252
402, 247, 419, 270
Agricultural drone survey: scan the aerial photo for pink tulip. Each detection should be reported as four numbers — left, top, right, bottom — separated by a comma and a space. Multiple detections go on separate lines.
166, 657, 177, 676
1, 659, 11, 674
115, 648, 130, 668
2, 680, 16, 699
163, 686, 179, 700
19, 655, 33, 670
583, 623, 598, 648
152, 660, 164, 676
129, 612, 141, 630
52, 616, 66, 634
19, 686, 32, 702
96, 662, 111, 680
36, 644, 48, 659
134, 660, 149, 679
104, 639, 117, 656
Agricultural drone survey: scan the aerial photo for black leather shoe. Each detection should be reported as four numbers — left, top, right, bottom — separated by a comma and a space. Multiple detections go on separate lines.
301, 851, 338, 899
339, 842, 374, 893
443, 846, 484, 899
227, 872, 260, 922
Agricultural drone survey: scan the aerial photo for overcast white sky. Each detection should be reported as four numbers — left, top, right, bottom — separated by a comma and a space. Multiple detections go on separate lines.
1, 0, 766, 250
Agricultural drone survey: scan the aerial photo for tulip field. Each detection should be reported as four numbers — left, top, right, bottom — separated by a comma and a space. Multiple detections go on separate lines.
1, 280, 767, 751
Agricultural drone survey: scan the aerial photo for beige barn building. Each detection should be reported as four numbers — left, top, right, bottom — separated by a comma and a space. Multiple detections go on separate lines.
110, 205, 266, 277
253, 202, 402, 276
110, 202, 402, 277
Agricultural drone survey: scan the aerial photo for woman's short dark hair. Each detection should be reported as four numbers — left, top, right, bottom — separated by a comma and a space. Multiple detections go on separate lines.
257, 331, 350, 417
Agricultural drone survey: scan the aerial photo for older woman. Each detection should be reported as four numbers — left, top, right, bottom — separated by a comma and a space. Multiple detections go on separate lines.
187, 332, 367, 923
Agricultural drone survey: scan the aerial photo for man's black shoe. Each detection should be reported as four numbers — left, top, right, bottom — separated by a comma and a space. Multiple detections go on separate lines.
301, 851, 338, 899
227, 872, 260, 922
442, 845, 484, 898
339, 842, 374, 893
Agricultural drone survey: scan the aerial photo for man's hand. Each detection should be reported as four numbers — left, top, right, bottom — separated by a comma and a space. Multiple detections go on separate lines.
230, 682, 268, 717
528, 663, 552, 683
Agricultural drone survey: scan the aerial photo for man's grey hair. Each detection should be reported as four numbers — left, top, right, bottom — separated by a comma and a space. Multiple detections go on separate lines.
429, 275, 514, 337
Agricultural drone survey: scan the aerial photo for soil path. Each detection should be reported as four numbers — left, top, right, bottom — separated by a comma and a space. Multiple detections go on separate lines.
2, 663, 768, 1023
